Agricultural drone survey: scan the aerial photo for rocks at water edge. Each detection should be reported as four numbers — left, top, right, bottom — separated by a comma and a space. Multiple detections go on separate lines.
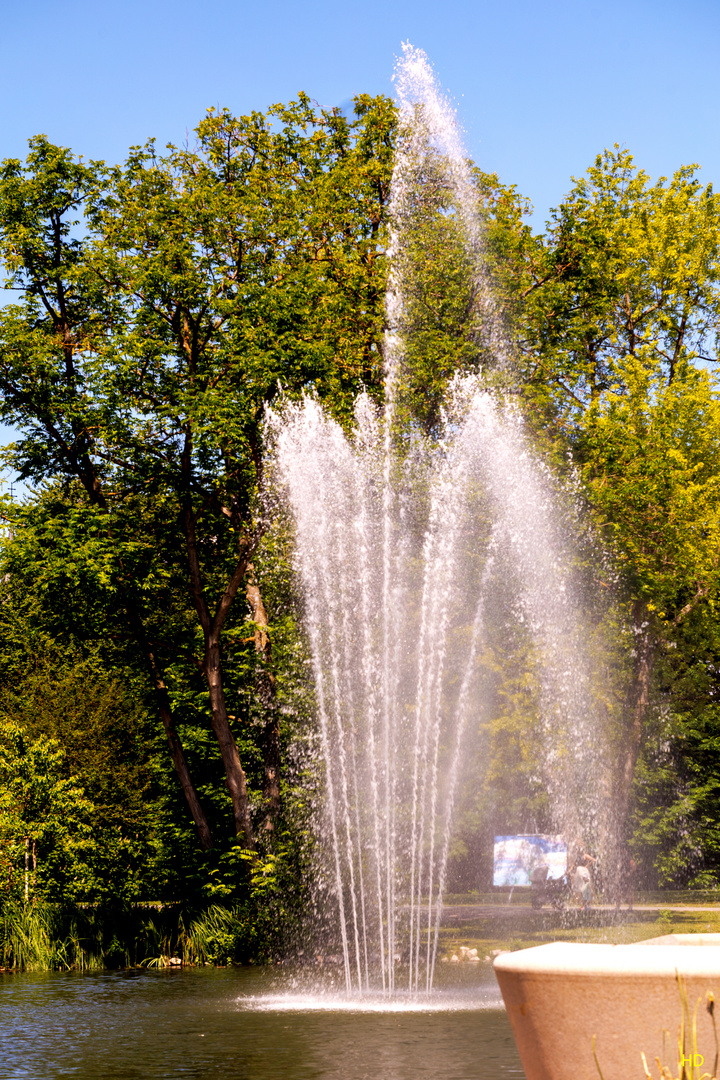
441, 945, 481, 964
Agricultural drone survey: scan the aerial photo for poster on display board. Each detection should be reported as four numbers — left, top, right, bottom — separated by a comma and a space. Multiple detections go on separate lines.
493, 835, 567, 887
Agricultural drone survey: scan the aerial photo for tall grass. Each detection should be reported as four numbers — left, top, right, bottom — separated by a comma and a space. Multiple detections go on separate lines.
639, 980, 720, 1080
0, 900, 270, 971
0, 902, 70, 970
592, 977, 720, 1080
184, 903, 260, 965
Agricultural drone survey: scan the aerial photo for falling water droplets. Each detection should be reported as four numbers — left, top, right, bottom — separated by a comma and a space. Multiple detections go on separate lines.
269, 47, 612, 995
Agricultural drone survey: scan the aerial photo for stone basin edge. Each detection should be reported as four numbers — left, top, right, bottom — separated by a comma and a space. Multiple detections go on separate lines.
494, 937, 720, 978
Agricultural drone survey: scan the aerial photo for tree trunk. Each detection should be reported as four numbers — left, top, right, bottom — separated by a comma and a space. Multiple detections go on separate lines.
246, 565, 281, 832
180, 492, 258, 851
126, 605, 213, 851
57, 438, 214, 854
614, 599, 657, 837
206, 635, 255, 849
151, 663, 215, 853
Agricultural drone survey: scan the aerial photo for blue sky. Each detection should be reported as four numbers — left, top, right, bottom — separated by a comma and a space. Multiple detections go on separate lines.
2, 0, 719, 225
1, 0, 719, 481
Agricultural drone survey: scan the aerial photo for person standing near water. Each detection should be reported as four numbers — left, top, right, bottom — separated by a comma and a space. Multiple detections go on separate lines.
530, 858, 550, 907
569, 847, 596, 909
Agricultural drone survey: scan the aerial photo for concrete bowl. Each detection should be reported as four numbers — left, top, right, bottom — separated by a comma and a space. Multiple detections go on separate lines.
494, 936, 720, 1080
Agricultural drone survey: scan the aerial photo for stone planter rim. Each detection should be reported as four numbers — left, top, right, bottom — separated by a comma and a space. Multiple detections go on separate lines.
494, 936, 720, 979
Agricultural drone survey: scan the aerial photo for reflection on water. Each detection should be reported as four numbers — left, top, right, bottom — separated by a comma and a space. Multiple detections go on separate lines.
0, 966, 524, 1080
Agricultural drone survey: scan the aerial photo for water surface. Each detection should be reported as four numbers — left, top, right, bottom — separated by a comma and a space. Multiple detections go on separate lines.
1, 965, 523, 1080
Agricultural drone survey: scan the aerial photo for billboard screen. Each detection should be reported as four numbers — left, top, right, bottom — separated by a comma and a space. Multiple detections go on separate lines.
493, 835, 567, 887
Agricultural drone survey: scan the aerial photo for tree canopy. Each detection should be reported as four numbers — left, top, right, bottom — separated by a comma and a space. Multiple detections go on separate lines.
0, 93, 395, 860
1, 104, 720, 946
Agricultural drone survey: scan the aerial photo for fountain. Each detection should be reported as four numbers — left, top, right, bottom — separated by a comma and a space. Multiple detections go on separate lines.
269, 42, 720, 1080
271, 44, 612, 996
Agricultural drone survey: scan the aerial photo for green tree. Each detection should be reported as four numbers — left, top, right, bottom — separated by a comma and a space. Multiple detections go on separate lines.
506, 148, 720, 867
580, 356, 720, 828
0, 94, 395, 854
406, 145, 720, 876
519, 147, 720, 422
0, 721, 94, 901
0, 479, 320, 904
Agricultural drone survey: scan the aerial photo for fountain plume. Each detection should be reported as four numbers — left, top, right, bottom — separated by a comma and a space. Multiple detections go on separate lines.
271, 46, 612, 994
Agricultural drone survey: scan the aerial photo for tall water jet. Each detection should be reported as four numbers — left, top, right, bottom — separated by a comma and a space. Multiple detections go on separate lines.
271, 46, 612, 995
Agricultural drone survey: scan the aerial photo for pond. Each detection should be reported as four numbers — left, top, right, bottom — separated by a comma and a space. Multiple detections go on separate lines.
1, 964, 523, 1080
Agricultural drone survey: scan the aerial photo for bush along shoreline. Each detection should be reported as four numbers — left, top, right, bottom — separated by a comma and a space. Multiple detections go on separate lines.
0, 898, 292, 972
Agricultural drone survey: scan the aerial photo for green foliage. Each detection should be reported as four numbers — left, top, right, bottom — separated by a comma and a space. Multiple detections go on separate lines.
0, 899, 242, 971
386, 135, 535, 435
0, 825, 309, 969
630, 606, 720, 888
465, 145, 720, 882
518, 147, 720, 425
0, 482, 319, 907
0, 721, 94, 902
184, 903, 260, 965
579, 356, 720, 622
4, 91, 720, 920
0, 900, 72, 970
0, 91, 395, 855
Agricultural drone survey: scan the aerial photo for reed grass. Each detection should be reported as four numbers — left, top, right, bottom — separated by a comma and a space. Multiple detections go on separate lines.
639, 980, 720, 1080
0, 901, 70, 971
592, 976, 720, 1080
184, 903, 258, 965
0, 900, 269, 971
